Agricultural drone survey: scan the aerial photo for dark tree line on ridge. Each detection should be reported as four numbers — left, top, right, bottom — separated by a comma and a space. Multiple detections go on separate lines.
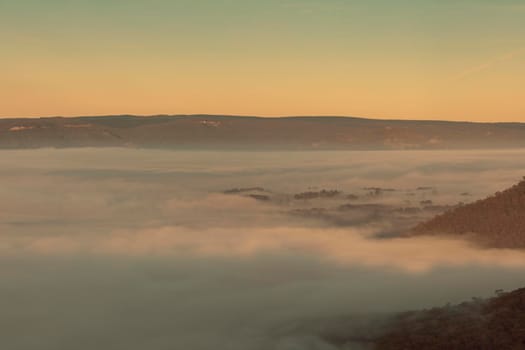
412, 178, 525, 248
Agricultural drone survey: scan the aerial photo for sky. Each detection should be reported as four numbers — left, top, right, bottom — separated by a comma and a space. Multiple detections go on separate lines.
1, 0, 524, 121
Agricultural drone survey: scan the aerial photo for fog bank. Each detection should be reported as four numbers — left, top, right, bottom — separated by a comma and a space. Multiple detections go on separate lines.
1, 149, 525, 349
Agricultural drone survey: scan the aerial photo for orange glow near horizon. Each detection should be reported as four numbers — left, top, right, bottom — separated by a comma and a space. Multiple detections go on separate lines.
1, 0, 524, 122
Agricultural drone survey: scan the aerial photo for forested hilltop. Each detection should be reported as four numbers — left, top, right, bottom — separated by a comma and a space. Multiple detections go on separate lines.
412, 178, 525, 248
320, 287, 525, 349
375, 287, 525, 350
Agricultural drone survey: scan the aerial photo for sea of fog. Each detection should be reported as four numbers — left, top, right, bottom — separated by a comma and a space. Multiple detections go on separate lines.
1, 148, 525, 349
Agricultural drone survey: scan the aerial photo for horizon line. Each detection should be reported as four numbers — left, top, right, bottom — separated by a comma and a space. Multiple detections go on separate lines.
0, 113, 523, 124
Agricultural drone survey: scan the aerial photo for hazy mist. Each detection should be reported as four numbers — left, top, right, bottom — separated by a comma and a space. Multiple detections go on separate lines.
2, 149, 525, 349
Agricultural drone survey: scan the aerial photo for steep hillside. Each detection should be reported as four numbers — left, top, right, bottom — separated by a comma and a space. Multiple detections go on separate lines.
412, 179, 525, 248
375, 287, 525, 350
320, 288, 525, 350
2, 115, 525, 150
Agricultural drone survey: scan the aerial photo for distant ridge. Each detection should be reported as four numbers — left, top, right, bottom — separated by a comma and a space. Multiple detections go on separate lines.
412, 178, 525, 248
1, 115, 525, 150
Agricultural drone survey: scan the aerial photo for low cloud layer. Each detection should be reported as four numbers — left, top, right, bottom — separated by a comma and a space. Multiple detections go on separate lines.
5, 224, 525, 274
1, 148, 525, 349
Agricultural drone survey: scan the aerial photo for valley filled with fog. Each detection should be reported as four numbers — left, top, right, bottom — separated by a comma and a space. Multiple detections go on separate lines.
2, 149, 525, 350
